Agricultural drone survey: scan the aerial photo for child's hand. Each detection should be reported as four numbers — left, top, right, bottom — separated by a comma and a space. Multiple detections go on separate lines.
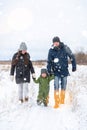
32, 73, 36, 79
48, 73, 52, 76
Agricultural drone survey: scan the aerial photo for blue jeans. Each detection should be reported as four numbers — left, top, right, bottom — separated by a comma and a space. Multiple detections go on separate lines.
54, 76, 67, 91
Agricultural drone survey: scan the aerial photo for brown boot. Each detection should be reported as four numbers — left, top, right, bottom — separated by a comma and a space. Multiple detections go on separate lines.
54, 91, 60, 108
60, 90, 65, 104
25, 97, 28, 102
43, 96, 49, 107
19, 99, 23, 103
46, 95, 49, 105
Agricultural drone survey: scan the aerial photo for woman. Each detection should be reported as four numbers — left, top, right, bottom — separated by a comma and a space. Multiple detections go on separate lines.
10, 42, 35, 103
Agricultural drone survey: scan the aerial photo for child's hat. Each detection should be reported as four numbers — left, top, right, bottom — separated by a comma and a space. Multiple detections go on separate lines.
41, 68, 47, 74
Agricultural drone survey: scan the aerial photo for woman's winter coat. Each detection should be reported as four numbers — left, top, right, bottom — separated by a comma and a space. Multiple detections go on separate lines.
10, 51, 35, 84
47, 42, 76, 77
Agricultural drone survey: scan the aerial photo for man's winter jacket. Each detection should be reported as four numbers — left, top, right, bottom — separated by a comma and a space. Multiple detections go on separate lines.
47, 42, 76, 77
10, 51, 35, 84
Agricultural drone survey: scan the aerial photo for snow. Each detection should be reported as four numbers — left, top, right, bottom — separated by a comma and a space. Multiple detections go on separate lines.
0, 64, 87, 130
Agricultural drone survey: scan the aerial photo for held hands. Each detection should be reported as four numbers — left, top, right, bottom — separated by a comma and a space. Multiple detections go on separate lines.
32, 73, 36, 80
47, 70, 54, 76
48, 73, 52, 76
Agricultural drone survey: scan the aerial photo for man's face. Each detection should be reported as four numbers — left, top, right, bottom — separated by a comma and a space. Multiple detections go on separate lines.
53, 42, 60, 47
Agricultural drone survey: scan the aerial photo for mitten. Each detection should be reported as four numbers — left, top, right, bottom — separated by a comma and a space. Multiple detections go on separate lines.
72, 67, 76, 72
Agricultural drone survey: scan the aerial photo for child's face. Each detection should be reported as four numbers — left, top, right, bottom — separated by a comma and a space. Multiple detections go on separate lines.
41, 73, 47, 78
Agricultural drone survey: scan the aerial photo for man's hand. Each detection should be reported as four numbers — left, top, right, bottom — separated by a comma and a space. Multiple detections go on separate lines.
72, 67, 76, 72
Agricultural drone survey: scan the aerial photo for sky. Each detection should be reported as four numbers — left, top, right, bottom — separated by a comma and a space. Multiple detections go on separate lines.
0, 0, 87, 60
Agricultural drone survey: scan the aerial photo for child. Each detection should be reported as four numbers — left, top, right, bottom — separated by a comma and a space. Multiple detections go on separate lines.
33, 68, 54, 106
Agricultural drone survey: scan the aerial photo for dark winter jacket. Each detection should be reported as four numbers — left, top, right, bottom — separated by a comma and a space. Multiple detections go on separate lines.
47, 42, 76, 77
10, 51, 35, 84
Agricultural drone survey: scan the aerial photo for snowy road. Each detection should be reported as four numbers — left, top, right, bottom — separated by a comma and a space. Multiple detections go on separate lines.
0, 65, 87, 130
0, 104, 78, 130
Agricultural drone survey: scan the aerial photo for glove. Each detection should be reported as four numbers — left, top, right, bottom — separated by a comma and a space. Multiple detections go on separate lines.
32, 73, 36, 79
72, 67, 76, 72
47, 72, 53, 76
47, 70, 54, 76
49, 73, 53, 76
10, 75, 14, 81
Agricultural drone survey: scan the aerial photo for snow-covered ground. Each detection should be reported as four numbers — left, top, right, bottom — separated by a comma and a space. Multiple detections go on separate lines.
0, 64, 87, 130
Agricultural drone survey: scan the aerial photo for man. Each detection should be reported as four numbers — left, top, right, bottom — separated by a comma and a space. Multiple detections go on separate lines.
47, 36, 76, 108
10, 42, 35, 103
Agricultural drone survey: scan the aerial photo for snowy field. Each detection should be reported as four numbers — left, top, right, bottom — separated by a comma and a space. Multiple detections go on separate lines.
0, 64, 87, 130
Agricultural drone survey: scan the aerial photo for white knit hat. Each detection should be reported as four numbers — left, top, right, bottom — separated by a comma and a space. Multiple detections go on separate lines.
19, 42, 27, 51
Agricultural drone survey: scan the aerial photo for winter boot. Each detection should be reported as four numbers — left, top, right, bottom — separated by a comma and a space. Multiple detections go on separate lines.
37, 99, 42, 105
19, 99, 23, 103
43, 100, 47, 107
43, 96, 49, 107
25, 97, 28, 102
60, 90, 65, 104
54, 91, 60, 108
46, 95, 49, 105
